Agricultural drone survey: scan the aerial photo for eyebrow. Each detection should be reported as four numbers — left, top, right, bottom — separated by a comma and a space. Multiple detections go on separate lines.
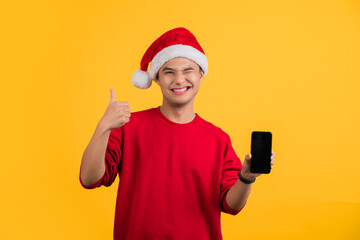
162, 67, 174, 72
161, 67, 194, 72
183, 67, 194, 71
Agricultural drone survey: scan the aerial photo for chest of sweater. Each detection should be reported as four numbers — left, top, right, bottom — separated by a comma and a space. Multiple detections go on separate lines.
119, 122, 225, 198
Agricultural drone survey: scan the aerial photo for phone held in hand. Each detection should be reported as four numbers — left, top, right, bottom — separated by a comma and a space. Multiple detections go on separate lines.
250, 131, 272, 174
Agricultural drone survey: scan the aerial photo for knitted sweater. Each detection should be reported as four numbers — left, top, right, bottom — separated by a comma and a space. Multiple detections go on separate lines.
80, 107, 244, 240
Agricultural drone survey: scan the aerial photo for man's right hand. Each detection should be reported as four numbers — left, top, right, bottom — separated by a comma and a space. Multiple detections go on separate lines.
100, 88, 131, 131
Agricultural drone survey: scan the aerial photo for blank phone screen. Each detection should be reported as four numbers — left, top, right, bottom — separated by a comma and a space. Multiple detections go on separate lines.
250, 131, 272, 174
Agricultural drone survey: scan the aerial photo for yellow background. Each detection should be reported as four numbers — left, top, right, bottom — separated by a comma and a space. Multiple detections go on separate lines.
1, 0, 359, 239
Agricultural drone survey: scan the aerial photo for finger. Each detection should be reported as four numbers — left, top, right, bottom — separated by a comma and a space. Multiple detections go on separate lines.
272, 150, 275, 156
123, 117, 130, 123
245, 153, 252, 161
109, 88, 115, 104
119, 101, 129, 106
122, 104, 131, 111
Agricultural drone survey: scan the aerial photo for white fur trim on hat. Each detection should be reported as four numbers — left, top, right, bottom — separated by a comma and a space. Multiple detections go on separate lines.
148, 44, 208, 80
131, 69, 152, 89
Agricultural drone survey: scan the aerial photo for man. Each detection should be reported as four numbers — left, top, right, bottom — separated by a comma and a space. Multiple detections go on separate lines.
80, 27, 275, 240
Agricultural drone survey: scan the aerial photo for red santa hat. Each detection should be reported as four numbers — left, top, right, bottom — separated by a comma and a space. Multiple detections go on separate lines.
131, 27, 208, 89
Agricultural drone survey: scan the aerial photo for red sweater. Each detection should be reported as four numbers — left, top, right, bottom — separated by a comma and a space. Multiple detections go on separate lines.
80, 107, 244, 240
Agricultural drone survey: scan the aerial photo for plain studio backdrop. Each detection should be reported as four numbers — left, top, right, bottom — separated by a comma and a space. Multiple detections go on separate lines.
0, 0, 359, 239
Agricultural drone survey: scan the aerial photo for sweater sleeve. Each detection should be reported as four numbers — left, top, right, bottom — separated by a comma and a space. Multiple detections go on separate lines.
80, 128, 123, 189
219, 134, 243, 215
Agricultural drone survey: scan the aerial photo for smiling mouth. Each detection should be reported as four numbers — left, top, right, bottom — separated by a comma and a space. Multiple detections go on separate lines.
171, 87, 191, 93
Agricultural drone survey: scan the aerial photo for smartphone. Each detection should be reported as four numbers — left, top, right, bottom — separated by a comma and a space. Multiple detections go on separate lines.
250, 131, 272, 174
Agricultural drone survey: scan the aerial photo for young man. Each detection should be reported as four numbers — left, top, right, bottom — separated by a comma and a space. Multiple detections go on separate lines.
80, 27, 275, 240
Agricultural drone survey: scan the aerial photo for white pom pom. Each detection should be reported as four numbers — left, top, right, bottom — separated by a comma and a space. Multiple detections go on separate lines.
131, 70, 152, 89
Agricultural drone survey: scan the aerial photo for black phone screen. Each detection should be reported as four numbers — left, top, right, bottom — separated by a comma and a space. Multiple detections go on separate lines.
250, 131, 272, 174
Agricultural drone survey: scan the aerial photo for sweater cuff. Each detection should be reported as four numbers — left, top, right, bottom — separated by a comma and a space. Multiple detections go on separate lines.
223, 193, 246, 215
79, 171, 104, 189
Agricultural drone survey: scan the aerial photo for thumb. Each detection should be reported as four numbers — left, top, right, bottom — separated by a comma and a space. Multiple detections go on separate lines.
245, 153, 252, 162
109, 88, 115, 104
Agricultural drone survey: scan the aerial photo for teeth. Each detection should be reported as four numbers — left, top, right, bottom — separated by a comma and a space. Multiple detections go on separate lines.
172, 87, 188, 92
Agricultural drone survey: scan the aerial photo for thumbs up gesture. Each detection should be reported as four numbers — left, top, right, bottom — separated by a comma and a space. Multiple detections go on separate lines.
100, 88, 131, 131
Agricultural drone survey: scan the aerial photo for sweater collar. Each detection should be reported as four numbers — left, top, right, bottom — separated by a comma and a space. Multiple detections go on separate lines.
155, 106, 200, 128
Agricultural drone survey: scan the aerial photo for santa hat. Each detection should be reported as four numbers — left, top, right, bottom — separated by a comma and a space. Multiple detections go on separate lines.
131, 27, 208, 89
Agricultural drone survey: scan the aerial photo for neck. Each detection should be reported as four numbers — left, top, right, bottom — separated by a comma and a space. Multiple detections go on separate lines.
159, 102, 196, 124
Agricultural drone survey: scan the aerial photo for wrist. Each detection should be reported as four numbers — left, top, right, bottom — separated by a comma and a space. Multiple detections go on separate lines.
97, 120, 111, 134
241, 170, 255, 181
238, 169, 256, 184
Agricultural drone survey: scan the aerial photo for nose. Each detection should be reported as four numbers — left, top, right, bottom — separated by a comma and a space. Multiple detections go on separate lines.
174, 72, 186, 85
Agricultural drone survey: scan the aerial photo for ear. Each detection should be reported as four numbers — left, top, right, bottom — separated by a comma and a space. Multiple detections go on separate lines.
199, 70, 205, 83
153, 77, 160, 86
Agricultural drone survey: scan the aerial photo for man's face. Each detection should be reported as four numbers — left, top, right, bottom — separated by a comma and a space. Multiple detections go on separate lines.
154, 57, 204, 108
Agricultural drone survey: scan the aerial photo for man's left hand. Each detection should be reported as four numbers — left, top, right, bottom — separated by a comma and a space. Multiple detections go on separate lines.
240, 150, 275, 181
